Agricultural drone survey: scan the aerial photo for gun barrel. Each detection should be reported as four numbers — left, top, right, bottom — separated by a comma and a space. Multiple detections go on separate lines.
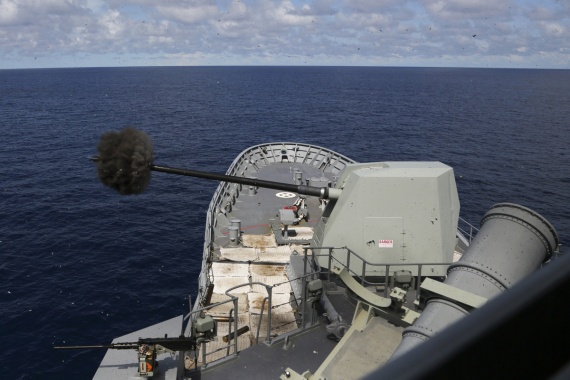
91, 154, 341, 200
55, 336, 196, 352
149, 164, 337, 199
54, 344, 137, 350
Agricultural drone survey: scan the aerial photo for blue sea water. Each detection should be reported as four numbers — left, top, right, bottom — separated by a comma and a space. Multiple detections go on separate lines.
0, 66, 568, 380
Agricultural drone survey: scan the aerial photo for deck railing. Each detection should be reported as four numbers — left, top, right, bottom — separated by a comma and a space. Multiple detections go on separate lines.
458, 216, 479, 244
308, 246, 454, 297
184, 249, 322, 368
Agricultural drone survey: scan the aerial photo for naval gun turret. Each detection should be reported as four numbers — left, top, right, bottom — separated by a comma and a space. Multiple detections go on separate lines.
313, 161, 459, 277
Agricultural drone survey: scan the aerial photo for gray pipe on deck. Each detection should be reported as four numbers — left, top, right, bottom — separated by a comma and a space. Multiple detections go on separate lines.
390, 203, 559, 359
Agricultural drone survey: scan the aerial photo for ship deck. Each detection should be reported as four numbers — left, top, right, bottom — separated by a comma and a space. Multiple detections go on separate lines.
196, 161, 341, 368
190, 152, 415, 378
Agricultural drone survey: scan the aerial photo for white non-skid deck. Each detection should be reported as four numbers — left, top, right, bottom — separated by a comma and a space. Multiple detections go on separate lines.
198, 233, 306, 365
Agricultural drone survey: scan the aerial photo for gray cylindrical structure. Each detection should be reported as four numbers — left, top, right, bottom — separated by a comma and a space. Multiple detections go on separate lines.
231, 219, 242, 245
248, 177, 257, 196
228, 226, 239, 247
390, 203, 559, 359
231, 219, 241, 234
294, 170, 303, 185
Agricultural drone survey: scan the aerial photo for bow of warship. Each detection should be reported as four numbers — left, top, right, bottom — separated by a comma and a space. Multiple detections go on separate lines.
57, 131, 565, 379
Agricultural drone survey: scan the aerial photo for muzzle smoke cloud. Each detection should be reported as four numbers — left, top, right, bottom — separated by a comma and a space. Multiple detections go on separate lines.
96, 127, 154, 195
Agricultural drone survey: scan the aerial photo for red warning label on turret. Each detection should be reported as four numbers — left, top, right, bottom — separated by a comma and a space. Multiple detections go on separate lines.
378, 239, 394, 248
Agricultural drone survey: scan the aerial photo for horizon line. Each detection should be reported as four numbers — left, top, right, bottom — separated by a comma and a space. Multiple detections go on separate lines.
1, 64, 568, 71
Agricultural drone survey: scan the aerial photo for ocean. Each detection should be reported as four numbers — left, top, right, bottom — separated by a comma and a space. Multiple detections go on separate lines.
1, 66, 568, 379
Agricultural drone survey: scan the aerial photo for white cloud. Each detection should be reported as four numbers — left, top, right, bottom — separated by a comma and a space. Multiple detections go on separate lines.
422, 0, 513, 19
156, 4, 218, 24
540, 22, 566, 37
0, 0, 19, 26
271, 1, 314, 26
529, 6, 556, 21
343, 0, 398, 13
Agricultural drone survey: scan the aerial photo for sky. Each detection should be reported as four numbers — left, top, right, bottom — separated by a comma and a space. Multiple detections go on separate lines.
0, 0, 568, 69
